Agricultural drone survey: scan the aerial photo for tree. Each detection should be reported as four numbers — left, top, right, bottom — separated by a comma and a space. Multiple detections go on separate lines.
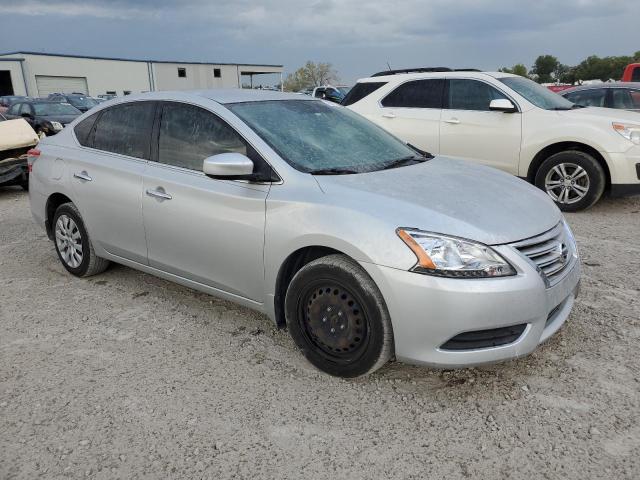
572, 54, 634, 81
531, 55, 560, 83
499, 63, 528, 77
282, 61, 338, 92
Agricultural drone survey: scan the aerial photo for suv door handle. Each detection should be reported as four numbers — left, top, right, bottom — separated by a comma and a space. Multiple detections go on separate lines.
382, 112, 396, 119
146, 188, 172, 200
443, 118, 460, 124
73, 171, 92, 181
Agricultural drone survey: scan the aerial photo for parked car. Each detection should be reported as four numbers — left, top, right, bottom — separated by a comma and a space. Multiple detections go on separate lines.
622, 63, 640, 82
560, 83, 640, 112
97, 94, 117, 101
312, 85, 351, 103
4, 99, 82, 135
48, 93, 99, 112
0, 95, 30, 114
0, 112, 39, 189
344, 68, 640, 211
28, 90, 580, 377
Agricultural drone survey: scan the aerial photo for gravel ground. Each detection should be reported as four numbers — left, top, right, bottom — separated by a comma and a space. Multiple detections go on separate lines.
1, 186, 639, 479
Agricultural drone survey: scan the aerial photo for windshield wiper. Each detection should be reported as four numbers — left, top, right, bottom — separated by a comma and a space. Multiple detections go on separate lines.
381, 155, 427, 171
309, 167, 359, 175
407, 143, 434, 159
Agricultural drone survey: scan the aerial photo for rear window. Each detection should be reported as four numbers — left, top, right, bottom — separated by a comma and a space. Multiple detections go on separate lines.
381, 79, 444, 109
341, 82, 387, 106
93, 102, 156, 159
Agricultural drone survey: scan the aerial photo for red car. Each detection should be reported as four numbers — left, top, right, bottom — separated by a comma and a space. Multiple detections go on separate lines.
622, 63, 640, 82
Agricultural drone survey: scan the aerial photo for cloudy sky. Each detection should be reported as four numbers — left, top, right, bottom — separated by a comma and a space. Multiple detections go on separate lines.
0, 0, 636, 84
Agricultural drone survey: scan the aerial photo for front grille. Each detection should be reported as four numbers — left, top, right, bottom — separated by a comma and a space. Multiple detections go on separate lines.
440, 324, 527, 351
510, 223, 572, 286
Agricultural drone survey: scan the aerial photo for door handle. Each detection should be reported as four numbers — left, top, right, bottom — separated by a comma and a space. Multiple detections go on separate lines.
443, 118, 460, 124
146, 188, 172, 200
382, 112, 396, 119
73, 171, 92, 181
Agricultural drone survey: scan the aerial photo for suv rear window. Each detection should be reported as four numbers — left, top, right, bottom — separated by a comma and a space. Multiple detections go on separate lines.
381, 79, 444, 109
341, 82, 387, 106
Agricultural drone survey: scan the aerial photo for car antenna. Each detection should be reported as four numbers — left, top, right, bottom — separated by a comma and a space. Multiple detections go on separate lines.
386, 61, 392, 72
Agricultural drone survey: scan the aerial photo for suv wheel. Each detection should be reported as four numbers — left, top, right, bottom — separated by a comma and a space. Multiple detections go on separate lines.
53, 202, 110, 277
535, 150, 605, 212
285, 254, 393, 377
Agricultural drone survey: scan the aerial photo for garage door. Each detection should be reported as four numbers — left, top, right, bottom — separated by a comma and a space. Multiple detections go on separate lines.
35, 75, 89, 96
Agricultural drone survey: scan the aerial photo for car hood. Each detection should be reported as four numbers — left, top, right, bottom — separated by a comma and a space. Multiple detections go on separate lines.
314, 157, 561, 245
39, 114, 80, 125
559, 106, 640, 124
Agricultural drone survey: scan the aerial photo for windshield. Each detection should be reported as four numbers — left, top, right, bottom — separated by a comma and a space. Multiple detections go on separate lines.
337, 86, 351, 95
227, 100, 421, 173
33, 103, 82, 116
499, 76, 575, 110
67, 96, 98, 109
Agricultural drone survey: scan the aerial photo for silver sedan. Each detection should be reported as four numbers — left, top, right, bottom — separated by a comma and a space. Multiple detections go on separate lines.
28, 90, 581, 377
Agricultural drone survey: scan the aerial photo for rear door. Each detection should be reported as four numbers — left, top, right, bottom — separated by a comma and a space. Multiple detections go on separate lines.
439, 78, 522, 174
141, 101, 269, 301
375, 79, 444, 154
67, 101, 155, 264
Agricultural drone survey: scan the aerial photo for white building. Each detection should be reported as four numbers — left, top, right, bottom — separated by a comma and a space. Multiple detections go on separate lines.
0, 51, 283, 97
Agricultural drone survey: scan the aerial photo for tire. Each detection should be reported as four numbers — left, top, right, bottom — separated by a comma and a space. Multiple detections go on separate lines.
52, 202, 110, 277
534, 150, 605, 212
285, 254, 394, 377
20, 182, 28, 191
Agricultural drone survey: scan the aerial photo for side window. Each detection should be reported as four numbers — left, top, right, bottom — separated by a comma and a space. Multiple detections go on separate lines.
8, 103, 21, 115
630, 90, 640, 109
567, 89, 606, 108
74, 112, 100, 147
381, 79, 444, 108
341, 81, 387, 106
447, 79, 508, 111
158, 103, 247, 171
611, 89, 637, 109
632, 68, 640, 82
93, 102, 156, 159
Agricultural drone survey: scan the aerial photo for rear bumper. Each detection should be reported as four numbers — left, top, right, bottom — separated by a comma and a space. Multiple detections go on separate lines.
359, 246, 581, 368
0, 157, 27, 187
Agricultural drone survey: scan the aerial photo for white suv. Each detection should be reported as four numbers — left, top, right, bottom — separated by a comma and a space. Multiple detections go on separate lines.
344, 69, 640, 211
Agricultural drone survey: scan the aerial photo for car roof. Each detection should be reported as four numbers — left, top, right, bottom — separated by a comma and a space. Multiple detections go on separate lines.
96, 89, 315, 105
355, 70, 516, 83
562, 82, 640, 93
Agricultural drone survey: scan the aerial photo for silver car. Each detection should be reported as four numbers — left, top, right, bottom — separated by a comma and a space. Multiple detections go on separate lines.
28, 90, 581, 377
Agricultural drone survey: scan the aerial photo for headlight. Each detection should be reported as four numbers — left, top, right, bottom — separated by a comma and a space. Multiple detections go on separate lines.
50, 121, 63, 131
613, 122, 640, 145
397, 228, 516, 278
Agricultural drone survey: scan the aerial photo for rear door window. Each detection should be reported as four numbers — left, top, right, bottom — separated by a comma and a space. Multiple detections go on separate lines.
446, 79, 508, 111
157, 102, 247, 171
611, 89, 640, 109
74, 112, 100, 147
381, 79, 444, 108
93, 102, 156, 159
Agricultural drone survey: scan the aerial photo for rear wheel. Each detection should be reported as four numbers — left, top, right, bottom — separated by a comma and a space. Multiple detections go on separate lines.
53, 202, 109, 277
285, 254, 393, 377
535, 150, 605, 212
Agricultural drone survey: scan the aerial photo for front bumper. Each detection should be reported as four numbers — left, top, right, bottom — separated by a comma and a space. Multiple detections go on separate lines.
360, 245, 581, 368
606, 146, 640, 196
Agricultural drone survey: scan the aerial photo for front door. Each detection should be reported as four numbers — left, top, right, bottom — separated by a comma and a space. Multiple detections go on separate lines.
439, 78, 522, 174
142, 101, 269, 302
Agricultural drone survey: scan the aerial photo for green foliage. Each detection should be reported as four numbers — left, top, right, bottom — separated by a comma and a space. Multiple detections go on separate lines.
283, 61, 338, 92
498, 63, 529, 77
505, 51, 640, 84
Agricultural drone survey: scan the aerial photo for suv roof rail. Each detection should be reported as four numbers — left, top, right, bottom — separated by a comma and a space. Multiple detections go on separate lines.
370, 67, 481, 77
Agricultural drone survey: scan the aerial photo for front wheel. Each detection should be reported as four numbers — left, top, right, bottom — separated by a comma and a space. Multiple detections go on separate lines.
535, 150, 605, 212
285, 254, 393, 377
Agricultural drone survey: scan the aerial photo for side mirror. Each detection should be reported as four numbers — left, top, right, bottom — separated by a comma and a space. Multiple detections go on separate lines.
203, 152, 255, 180
489, 99, 517, 113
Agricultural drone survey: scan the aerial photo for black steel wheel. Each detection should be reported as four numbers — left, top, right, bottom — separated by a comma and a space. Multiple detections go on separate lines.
285, 254, 393, 377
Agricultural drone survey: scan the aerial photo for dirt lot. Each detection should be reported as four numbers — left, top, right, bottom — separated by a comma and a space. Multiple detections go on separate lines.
1, 186, 639, 479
